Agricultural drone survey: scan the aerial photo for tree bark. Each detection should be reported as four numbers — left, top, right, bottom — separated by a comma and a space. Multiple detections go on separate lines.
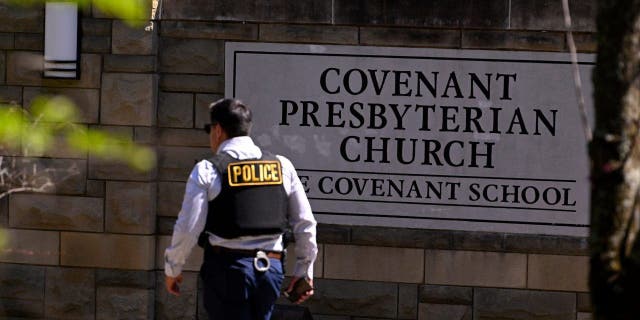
591, 1, 640, 318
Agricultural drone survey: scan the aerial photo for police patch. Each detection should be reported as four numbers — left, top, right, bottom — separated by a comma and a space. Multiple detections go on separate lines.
227, 160, 283, 187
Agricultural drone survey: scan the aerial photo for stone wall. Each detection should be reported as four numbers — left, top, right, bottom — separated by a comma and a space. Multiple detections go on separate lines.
0, 1, 596, 319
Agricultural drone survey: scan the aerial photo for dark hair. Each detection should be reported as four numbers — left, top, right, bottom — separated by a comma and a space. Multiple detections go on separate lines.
208, 98, 252, 137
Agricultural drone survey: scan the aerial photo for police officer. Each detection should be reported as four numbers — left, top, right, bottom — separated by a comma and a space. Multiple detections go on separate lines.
164, 98, 318, 319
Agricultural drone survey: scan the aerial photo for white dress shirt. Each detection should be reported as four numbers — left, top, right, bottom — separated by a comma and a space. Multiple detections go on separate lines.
164, 136, 318, 279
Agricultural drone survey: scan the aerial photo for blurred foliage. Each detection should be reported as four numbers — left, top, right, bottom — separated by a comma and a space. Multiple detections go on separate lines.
0, 97, 155, 172
9, 0, 151, 26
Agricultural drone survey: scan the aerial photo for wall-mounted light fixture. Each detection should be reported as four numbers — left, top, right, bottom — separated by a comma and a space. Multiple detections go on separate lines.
44, 2, 80, 79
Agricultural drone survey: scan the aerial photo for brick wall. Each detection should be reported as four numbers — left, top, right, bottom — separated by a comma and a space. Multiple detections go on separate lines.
0, 1, 596, 319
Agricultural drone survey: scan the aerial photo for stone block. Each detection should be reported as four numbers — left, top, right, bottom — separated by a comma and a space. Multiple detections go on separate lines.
158, 128, 209, 147
157, 146, 212, 181
0, 298, 43, 318
510, 0, 596, 32
0, 33, 14, 49
6, 157, 87, 195
155, 271, 198, 320
0, 3, 43, 33
160, 74, 223, 93
324, 244, 423, 283
23, 126, 88, 159
574, 33, 597, 53
87, 179, 105, 197
527, 254, 589, 292
82, 19, 111, 36
7, 52, 101, 88
425, 250, 527, 288
160, 21, 258, 40
452, 231, 504, 251
112, 20, 157, 55
577, 292, 592, 312
351, 226, 451, 249
271, 305, 314, 320
97, 269, 155, 289
0, 264, 45, 300
10, 194, 102, 232
0, 197, 7, 227
0, 229, 59, 265
23, 87, 100, 123
157, 216, 177, 235
156, 235, 203, 272
461, 30, 566, 52
260, 24, 358, 44
398, 284, 418, 319
504, 234, 588, 255
301, 278, 397, 317
45, 267, 95, 320
317, 224, 351, 244
0, 51, 5, 85
0, 86, 22, 104
419, 284, 472, 305
105, 181, 156, 234
157, 182, 185, 217
159, 38, 223, 74
88, 124, 134, 137
161, 0, 332, 24
334, 0, 384, 25
97, 287, 154, 320
101, 73, 157, 126
578, 312, 593, 320
88, 154, 157, 181
61, 232, 155, 270
104, 54, 156, 73
284, 243, 323, 278
134, 126, 157, 144
360, 27, 460, 48
158, 92, 194, 128
14, 33, 43, 51
383, 0, 460, 28
82, 36, 111, 53
195, 94, 222, 128
474, 288, 576, 319
418, 304, 471, 320
459, 0, 510, 28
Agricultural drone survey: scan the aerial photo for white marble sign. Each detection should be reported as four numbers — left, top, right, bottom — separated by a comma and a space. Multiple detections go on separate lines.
225, 42, 594, 236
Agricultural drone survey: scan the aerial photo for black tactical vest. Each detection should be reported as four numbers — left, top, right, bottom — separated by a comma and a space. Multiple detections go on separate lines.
200, 151, 288, 242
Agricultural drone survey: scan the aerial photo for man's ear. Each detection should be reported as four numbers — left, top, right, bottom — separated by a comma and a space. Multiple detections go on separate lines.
215, 124, 228, 140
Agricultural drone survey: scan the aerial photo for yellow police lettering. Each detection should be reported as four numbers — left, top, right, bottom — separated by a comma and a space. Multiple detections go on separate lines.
227, 160, 283, 186
233, 166, 242, 182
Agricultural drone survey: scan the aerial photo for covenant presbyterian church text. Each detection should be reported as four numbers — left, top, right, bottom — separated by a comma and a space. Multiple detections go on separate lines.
279, 68, 557, 169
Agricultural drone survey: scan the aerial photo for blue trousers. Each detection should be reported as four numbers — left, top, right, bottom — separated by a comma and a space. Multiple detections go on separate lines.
200, 248, 284, 319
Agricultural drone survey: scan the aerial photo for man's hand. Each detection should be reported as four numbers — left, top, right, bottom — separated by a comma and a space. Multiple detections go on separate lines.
285, 277, 314, 304
165, 274, 183, 296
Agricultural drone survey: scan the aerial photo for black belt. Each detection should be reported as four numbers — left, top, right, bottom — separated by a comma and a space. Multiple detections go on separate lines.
208, 246, 283, 260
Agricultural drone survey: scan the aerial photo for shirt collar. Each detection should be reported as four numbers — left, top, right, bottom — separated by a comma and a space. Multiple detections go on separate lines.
217, 136, 262, 159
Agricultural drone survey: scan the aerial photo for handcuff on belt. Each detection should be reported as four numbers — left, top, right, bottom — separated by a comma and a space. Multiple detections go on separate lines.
253, 250, 270, 272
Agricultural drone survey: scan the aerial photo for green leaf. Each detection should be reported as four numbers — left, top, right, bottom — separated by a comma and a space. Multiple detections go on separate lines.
22, 125, 53, 154
30, 96, 78, 123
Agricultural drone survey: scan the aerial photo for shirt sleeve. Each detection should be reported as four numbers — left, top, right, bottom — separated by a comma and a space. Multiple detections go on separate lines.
164, 160, 214, 277
279, 156, 318, 279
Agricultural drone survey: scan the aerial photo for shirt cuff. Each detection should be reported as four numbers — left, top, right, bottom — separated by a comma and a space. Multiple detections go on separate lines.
164, 257, 183, 278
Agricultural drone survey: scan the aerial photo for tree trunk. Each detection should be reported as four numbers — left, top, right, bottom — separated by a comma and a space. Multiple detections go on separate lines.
591, 1, 640, 318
